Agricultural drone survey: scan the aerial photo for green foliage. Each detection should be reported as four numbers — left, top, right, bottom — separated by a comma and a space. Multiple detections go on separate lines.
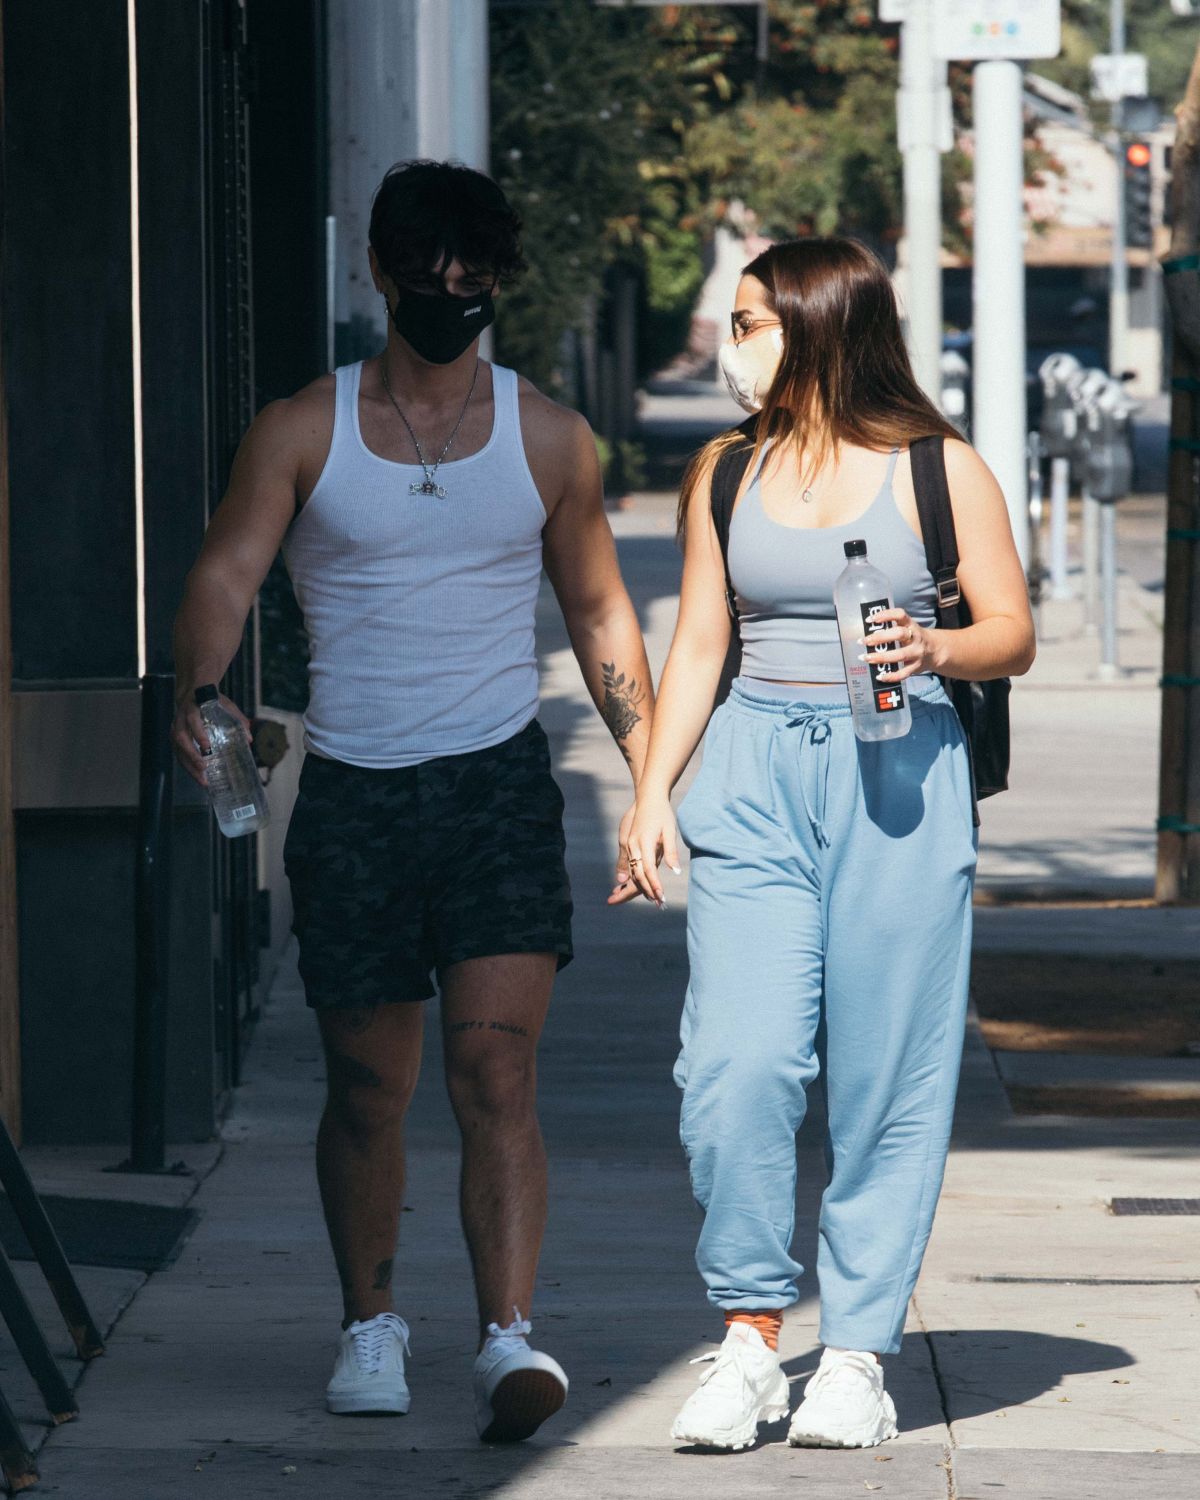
593, 433, 647, 497
491, 0, 1130, 392
654, 2, 908, 244
1038, 0, 1199, 120
490, 0, 679, 390
489, 0, 920, 393
637, 217, 706, 379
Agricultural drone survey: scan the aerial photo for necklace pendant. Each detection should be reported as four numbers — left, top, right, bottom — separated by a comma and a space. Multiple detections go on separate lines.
801, 488, 814, 504
410, 479, 447, 498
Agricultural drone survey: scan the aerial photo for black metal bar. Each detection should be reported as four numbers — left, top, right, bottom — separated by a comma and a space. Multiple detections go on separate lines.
0, 1240, 77, 1423
0, 1376, 38, 1492
0, 1123, 103, 1360
130, 673, 175, 1172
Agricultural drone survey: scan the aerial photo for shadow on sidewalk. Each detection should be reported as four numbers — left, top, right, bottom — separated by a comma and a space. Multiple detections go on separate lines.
910, 1328, 1134, 1420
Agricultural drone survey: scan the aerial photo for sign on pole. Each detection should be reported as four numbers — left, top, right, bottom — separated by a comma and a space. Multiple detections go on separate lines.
932, 0, 1061, 62
1089, 53, 1149, 105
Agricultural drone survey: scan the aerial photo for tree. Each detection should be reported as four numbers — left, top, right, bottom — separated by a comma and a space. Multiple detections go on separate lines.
1038, 0, 1199, 124
490, 1, 683, 389
490, 2, 918, 388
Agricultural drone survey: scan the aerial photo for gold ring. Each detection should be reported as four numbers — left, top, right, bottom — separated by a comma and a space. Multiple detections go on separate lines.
629, 857, 642, 867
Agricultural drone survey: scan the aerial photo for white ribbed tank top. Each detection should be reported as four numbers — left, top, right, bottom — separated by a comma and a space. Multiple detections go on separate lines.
280, 360, 546, 768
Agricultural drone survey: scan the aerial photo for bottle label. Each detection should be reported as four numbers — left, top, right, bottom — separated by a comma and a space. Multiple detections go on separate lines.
861, 598, 906, 714
230, 805, 257, 821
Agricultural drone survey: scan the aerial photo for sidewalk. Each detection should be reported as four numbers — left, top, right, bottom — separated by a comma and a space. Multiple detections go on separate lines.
15, 421, 1200, 1497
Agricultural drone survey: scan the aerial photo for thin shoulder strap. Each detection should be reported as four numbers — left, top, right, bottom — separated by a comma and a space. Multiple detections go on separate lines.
909, 435, 964, 628
884, 445, 901, 486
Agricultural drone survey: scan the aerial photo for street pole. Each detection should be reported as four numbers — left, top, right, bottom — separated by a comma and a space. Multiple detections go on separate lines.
1098, 502, 1120, 676
1108, 0, 1129, 380
1048, 454, 1072, 599
972, 59, 1030, 570
1082, 485, 1100, 631
898, 0, 946, 404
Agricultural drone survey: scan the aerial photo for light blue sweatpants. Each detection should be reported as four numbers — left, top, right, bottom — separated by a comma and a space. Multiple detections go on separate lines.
674, 675, 977, 1356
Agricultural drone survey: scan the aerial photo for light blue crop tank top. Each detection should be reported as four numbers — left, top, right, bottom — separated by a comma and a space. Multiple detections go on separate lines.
729, 443, 938, 683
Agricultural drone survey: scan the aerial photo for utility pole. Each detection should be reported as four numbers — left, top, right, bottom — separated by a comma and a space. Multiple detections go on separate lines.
934, 2, 1062, 573
972, 58, 1031, 570
896, 0, 950, 404
1109, 0, 1129, 379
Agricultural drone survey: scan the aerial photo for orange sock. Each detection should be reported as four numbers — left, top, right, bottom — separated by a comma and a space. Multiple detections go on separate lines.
725, 1310, 783, 1351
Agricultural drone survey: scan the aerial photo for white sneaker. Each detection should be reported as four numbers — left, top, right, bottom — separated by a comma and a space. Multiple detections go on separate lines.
670, 1323, 791, 1452
787, 1347, 898, 1448
473, 1309, 568, 1443
325, 1312, 411, 1415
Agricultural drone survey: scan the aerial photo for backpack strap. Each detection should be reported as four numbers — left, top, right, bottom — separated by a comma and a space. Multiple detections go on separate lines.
909, 434, 965, 629
709, 419, 758, 619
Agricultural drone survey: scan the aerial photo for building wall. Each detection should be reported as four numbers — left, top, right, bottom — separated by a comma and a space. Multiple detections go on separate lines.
326, 0, 489, 364
2, 0, 217, 1144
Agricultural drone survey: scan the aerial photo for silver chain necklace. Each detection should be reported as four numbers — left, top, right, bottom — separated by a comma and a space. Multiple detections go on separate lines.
379, 358, 480, 498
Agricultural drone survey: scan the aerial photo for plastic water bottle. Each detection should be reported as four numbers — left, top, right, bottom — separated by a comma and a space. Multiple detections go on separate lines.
194, 684, 270, 837
834, 539, 912, 742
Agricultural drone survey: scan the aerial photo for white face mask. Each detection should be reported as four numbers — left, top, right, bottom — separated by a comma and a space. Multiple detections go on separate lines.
718, 327, 784, 413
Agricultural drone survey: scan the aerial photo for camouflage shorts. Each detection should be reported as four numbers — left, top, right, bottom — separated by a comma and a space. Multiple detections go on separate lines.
283, 718, 573, 1008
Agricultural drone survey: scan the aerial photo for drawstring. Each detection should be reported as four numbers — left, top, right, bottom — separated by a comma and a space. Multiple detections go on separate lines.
782, 705, 834, 848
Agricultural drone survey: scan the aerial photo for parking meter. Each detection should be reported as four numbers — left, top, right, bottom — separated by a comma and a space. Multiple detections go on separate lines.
1037, 353, 1082, 459
1066, 367, 1112, 487
939, 349, 970, 436
1079, 375, 1136, 503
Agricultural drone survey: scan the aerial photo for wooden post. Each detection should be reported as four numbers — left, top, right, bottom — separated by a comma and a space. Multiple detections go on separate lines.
1156, 43, 1200, 903
0, 15, 23, 1142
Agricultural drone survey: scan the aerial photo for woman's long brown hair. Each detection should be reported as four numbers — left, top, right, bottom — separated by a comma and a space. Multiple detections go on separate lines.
677, 237, 962, 536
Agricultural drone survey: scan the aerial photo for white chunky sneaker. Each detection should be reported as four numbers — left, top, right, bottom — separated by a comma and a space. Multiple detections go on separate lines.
787, 1347, 898, 1448
670, 1323, 791, 1452
325, 1312, 412, 1415
473, 1309, 568, 1443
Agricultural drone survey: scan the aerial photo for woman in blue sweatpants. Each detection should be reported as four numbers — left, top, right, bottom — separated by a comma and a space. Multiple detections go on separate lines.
613, 238, 1034, 1454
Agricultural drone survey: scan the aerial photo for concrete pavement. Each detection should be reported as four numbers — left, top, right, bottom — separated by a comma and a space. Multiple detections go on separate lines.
15, 423, 1200, 1496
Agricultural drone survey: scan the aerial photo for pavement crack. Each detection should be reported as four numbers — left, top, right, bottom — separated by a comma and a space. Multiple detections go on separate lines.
912, 1294, 958, 1497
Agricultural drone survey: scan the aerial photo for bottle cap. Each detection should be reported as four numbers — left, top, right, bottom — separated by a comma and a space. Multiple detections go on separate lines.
193, 684, 219, 706
844, 539, 867, 558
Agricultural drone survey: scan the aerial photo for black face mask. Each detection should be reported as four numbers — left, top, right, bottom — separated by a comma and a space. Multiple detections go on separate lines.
388, 284, 495, 365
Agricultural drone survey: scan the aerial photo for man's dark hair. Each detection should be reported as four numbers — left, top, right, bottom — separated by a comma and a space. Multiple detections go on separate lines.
369, 160, 526, 290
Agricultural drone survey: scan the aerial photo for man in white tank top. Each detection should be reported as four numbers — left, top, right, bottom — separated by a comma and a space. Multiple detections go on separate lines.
171, 161, 654, 1441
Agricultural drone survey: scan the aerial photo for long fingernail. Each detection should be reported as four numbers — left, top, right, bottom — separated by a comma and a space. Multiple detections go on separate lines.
670, 864, 682, 875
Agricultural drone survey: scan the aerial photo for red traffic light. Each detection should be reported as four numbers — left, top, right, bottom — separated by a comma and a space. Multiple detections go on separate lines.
1126, 141, 1151, 168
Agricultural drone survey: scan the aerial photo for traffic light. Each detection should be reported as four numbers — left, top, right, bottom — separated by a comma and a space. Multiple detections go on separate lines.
1123, 139, 1153, 249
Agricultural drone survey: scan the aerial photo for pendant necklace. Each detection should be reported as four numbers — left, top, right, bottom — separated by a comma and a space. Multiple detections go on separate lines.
379, 357, 480, 498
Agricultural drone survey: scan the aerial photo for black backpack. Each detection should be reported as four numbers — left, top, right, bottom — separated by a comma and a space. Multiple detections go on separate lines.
708, 430, 1010, 816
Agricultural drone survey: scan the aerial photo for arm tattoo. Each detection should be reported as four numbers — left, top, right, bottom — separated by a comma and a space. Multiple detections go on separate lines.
601, 661, 644, 756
